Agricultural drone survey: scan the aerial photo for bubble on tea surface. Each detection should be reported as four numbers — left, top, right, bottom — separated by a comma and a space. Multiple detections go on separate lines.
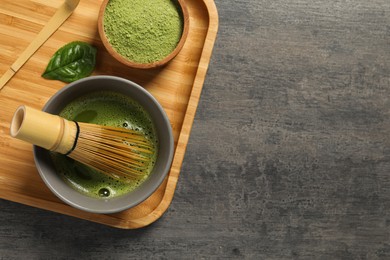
98, 188, 111, 197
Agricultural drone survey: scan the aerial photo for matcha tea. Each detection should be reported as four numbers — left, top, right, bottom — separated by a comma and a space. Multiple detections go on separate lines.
50, 91, 158, 199
103, 0, 184, 63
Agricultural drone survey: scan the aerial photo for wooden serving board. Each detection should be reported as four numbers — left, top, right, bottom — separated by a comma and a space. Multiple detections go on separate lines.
0, 0, 218, 228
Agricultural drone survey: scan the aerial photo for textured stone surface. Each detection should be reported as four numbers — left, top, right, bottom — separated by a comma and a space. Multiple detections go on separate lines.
1, 0, 390, 258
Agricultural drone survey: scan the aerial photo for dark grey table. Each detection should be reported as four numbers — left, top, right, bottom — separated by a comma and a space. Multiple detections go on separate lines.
1, 0, 390, 258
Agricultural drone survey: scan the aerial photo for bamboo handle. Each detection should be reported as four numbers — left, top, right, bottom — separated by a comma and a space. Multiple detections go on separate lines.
10, 105, 77, 154
0, 0, 80, 90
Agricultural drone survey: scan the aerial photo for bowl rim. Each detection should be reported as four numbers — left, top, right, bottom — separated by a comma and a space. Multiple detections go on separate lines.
97, 0, 190, 69
33, 75, 174, 214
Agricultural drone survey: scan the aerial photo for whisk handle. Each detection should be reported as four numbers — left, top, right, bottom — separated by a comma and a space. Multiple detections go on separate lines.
10, 105, 77, 154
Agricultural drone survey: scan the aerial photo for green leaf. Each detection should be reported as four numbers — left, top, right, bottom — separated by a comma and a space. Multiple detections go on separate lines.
42, 41, 97, 83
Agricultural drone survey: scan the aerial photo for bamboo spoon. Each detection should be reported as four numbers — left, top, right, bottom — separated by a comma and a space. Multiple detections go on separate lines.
0, 0, 80, 91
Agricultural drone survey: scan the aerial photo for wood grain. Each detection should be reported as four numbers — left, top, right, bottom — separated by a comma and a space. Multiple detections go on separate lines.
0, 0, 218, 229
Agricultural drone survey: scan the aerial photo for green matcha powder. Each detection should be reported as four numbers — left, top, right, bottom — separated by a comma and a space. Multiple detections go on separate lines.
103, 0, 184, 63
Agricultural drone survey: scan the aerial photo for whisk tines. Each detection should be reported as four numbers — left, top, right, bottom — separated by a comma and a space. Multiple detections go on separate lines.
69, 122, 155, 180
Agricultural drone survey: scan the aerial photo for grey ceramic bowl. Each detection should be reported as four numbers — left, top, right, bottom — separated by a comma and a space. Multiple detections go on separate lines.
33, 76, 174, 214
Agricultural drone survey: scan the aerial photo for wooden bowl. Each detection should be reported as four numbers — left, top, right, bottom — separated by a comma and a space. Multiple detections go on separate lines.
98, 0, 189, 69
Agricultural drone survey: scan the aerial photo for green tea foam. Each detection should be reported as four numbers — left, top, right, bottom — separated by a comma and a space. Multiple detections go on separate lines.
50, 91, 158, 199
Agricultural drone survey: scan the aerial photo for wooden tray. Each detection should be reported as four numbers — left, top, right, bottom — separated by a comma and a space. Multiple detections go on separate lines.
0, 0, 218, 229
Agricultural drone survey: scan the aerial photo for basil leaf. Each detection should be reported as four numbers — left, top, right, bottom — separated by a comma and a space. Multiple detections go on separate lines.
42, 41, 97, 83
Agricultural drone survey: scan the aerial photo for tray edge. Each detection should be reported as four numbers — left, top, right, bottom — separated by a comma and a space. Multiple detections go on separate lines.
110, 0, 220, 229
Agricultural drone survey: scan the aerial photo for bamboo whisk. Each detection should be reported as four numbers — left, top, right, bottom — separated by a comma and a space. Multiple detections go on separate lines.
10, 105, 154, 180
